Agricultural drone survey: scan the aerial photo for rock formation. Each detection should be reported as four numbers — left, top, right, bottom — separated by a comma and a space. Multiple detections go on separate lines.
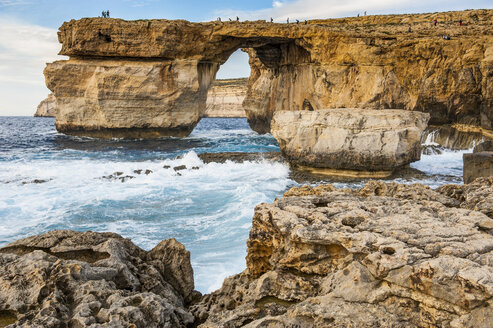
0, 230, 197, 327
193, 178, 493, 327
205, 78, 247, 118
2, 179, 493, 327
271, 109, 429, 173
463, 140, 493, 183
44, 9, 493, 137
34, 93, 56, 117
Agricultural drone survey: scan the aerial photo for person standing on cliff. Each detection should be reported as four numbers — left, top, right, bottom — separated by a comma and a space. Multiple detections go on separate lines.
434, 19, 437, 26
107, 10, 110, 18
270, 17, 273, 23
459, 20, 463, 26
236, 16, 239, 22
102, 11, 106, 18
287, 18, 289, 23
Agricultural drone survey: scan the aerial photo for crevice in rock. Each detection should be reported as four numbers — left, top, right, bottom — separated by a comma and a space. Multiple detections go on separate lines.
254, 296, 299, 309
0, 246, 110, 264
0, 311, 17, 328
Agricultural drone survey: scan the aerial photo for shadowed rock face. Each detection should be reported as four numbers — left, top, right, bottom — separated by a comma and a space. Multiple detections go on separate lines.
45, 9, 493, 137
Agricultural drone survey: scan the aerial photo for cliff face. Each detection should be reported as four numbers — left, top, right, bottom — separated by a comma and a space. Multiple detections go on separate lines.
204, 78, 247, 118
34, 93, 56, 117
45, 9, 493, 137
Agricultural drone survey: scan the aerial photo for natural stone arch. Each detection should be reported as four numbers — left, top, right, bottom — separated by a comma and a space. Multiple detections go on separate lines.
45, 11, 493, 138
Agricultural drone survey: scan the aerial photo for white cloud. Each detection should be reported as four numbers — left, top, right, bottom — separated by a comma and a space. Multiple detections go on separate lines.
0, 17, 64, 115
215, 0, 490, 21
0, 0, 31, 6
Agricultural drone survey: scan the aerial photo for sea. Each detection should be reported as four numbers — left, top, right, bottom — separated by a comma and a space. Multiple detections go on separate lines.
0, 116, 486, 293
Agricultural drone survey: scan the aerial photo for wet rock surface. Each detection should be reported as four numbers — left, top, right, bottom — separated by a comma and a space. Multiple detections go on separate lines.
193, 179, 493, 328
0, 231, 196, 327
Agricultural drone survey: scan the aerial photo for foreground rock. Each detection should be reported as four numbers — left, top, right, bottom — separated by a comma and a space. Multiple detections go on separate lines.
462, 140, 493, 184
44, 9, 493, 137
193, 178, 493, 327
271, 109, 429, 172
0, 231, 196, 327
34, 93, 56, 117
205, 78, 247, 118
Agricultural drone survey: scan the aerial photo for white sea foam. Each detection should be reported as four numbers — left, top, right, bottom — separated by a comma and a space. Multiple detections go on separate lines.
0, 151, 291, 293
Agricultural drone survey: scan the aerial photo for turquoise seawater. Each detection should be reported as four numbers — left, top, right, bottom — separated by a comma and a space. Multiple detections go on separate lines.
0, 117, 472, 293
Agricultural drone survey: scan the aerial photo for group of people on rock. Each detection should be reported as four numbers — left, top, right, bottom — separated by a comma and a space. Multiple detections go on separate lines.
101, 10, 110, 18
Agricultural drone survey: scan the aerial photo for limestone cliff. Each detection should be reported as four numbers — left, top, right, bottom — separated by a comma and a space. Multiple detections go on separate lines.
204, 78, 247, 118
34, 93, 56, 117
45, 9, 493, 137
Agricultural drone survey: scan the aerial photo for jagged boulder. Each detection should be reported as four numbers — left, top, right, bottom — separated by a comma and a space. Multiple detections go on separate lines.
0, 230, 196, 327
193, 179, 493, 328
271, 109, 429, 172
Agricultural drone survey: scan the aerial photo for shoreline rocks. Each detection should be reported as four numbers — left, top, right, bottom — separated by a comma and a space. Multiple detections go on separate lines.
0, 231, 197, 327
271, 109, 429, 172
463, 141, 493, 184
2, 179, 493, 327
193, 178, 493, 327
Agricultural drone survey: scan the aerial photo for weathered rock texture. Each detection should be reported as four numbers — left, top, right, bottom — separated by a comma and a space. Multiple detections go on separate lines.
34, 93, 56, 117
271, 109, 429, 171
463, 152, 493, 183
44, 9, 493, 137
0, 230, 196, 327
193, 178, 493, 327
205, 78, 247, 118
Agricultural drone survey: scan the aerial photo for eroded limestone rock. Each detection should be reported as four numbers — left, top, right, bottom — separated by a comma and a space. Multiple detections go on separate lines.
0, 230, 196, 327
271, 109, 429, 171
34, 93, 56, 117
205, 78, 247, 118
193, 179, 493, 328
45, 10, 493, 137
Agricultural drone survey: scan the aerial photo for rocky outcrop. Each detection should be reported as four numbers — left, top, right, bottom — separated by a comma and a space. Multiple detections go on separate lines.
0, 230, 197, 327
34, 93, 56, 117
205, 78, 247, 118
193, 178, 493, 327
271, 109, 429, 172
463, 152, 493, 183
44, 9, 493, 137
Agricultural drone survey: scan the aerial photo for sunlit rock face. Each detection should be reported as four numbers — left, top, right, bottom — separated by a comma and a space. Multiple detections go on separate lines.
45, 9, 493, 137
205, 78, 247, 118
271, 109, 429, 172
193, 179, 493, 328
34, 93, 56, 117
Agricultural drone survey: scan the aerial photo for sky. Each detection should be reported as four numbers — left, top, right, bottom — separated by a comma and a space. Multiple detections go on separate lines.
0, 0, 491, 116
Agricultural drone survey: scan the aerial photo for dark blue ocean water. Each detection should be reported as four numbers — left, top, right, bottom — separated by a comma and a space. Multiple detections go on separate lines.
0, 116, 469, 292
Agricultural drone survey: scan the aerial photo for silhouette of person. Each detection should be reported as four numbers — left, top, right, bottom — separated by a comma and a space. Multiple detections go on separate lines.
434, 19, 437, 26
107, 10, 110, 18
304, 20, 307, 25
287, 18, 289, 23
296, 19, 299, 24
102, 11, 106, 18
270, 17, 273, 23
236, 16, 239, 22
